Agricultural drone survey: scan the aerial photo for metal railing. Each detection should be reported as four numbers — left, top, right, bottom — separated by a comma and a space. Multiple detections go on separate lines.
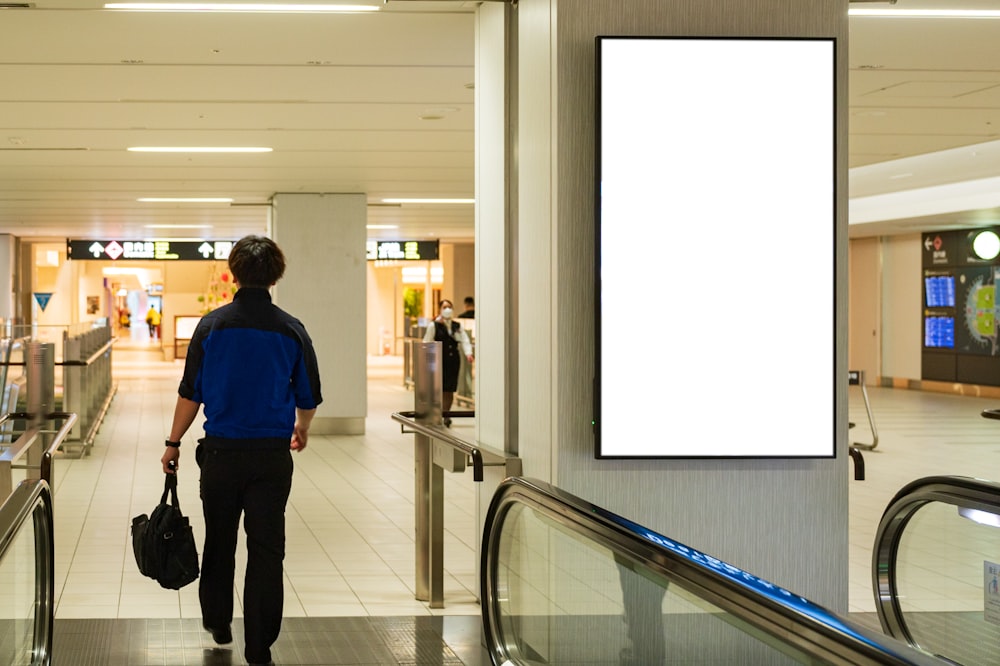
392, 409, 520, 609
0, 479, 55, 665
483, 477, 945, 666
0, 412, 78, 500
2, 330, 115, 457
873, 475, 1000, 664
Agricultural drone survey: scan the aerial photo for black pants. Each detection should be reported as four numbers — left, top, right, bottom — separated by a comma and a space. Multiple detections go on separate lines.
198, 445, 293, 664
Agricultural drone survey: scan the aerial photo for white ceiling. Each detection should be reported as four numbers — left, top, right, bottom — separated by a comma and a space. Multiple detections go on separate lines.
2, 0, 1000, 243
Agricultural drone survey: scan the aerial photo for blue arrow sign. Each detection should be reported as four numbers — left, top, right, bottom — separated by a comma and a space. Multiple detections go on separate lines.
33, 292, 53, 312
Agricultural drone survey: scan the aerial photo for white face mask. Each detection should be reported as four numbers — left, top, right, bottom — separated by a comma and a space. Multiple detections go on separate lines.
441, 308, 454, 319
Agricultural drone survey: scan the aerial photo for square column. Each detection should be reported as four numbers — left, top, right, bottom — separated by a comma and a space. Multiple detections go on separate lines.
272, 193, 367, 435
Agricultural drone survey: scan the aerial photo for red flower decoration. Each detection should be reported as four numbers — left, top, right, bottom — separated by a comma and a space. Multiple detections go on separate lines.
221, 272, 230, 282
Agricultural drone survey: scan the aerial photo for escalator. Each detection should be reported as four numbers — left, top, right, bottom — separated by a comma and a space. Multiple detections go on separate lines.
0, 480, 54, 665
12, 472, 994, 664
873, 475, 1000, 665
481, 476, 944, 665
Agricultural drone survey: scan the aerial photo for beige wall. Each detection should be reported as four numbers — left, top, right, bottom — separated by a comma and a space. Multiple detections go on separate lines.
880, 234, 922, 381
848, 234, 923, 384
366, 263, 399, 356
849, 237, 880, 381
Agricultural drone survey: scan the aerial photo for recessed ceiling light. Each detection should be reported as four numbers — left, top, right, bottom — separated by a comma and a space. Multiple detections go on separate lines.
138, 198, 233, 203
128, 146, 272, 153
105, 2, 378, 11
366, 225, 399, 229
382, 198, 474, 204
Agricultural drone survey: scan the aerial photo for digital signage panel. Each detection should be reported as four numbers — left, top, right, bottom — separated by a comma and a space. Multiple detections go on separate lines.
924, 275, 956, 308
595, 36, 835, 458
924, 316, 955, 349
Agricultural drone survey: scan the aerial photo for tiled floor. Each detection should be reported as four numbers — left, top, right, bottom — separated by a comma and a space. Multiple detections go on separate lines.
52, 346, 481, 623
47, 345, 1000, 631
847, 383, 1000, 614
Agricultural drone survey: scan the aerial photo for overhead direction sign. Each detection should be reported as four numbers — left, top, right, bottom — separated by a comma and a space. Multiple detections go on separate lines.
366, 240, 439, 261
68, 240, 235, 261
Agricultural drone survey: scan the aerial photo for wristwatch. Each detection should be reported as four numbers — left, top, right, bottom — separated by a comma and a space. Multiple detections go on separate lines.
165, 439, 181, 448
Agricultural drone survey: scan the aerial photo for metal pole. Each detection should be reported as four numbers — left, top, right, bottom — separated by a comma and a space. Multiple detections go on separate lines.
412, 342, 444, 605
25, 342, 54, 480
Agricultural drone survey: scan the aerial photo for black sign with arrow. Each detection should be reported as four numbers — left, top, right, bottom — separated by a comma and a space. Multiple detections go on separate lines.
67, 240, 237, 261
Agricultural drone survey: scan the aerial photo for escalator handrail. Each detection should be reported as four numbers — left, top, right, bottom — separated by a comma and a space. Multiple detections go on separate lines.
482, 476, 943, 666
0, 479, 54, 665
872, 475, 1000, 645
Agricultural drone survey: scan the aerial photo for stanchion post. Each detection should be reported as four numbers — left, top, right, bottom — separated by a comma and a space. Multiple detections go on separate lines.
25, 342, 55, 480
412, 341, 444, 607
64, 335, 82, 441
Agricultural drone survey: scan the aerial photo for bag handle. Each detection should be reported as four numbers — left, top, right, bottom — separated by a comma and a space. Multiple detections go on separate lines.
160, 468, 181, 511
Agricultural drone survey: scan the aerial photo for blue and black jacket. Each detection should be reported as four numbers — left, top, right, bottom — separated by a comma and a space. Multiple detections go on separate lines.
179, 287, 322, 448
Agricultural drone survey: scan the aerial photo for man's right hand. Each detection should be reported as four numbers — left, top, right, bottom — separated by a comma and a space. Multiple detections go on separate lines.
161, 446, 180, 473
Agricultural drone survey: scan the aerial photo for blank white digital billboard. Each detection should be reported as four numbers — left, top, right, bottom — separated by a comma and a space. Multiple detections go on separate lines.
596, 37, 835, 458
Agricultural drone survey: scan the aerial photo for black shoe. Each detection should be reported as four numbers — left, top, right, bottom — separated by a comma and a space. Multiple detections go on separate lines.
203, 623, 232, 645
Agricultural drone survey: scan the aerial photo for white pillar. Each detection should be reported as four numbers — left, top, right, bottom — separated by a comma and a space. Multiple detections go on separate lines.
271, 193, 367, 435
513, 0, 848, 611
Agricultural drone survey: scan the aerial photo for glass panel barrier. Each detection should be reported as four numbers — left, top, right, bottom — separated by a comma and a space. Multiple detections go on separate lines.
0, 480, 54, 666
484, 477, 945, 666
874, 475, 1000, 665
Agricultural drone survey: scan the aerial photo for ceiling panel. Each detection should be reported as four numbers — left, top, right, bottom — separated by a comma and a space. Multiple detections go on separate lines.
2, 4, 1000, 242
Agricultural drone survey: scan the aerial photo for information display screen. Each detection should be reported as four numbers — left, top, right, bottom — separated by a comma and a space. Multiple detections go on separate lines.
595, 36, 836, 458
924, 275, 956, 308
924, 316, 955, 348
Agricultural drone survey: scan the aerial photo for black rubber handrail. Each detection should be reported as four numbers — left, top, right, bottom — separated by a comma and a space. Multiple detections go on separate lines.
483, 477, 945, 666
872, 475, 1000, 647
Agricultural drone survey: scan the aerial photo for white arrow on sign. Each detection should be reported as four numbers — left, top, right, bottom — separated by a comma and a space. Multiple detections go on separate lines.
198, 242, 214, 258
89, 242, 105, 258
924, 237, 933, 251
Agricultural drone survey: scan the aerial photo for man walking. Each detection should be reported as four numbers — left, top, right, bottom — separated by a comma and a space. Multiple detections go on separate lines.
161, 235, 322, 665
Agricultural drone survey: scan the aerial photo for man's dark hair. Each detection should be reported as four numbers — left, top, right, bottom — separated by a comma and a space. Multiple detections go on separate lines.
228, 235, 286, 288
464, 296, 474, 307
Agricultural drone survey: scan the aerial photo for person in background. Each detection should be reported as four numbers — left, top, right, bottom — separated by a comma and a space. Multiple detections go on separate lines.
145, 306, 161, 340
457, 296, 475, 319
423, 298, 473, 426
160, 235, 322, 666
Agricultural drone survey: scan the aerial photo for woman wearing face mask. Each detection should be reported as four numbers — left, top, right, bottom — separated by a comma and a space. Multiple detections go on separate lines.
423, 299, 474, 426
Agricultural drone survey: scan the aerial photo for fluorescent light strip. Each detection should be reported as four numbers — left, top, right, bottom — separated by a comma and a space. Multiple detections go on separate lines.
138, 197, 233, 203
129, 146, 272, 153
366, 225, 399, 229
849, 8, 1000, 18
144, 224, 214, 229
106, 2, 378, 11
382, 198, 475, 205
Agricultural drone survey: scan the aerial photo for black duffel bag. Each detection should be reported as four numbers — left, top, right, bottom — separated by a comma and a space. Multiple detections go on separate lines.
131, 465, 200, 589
